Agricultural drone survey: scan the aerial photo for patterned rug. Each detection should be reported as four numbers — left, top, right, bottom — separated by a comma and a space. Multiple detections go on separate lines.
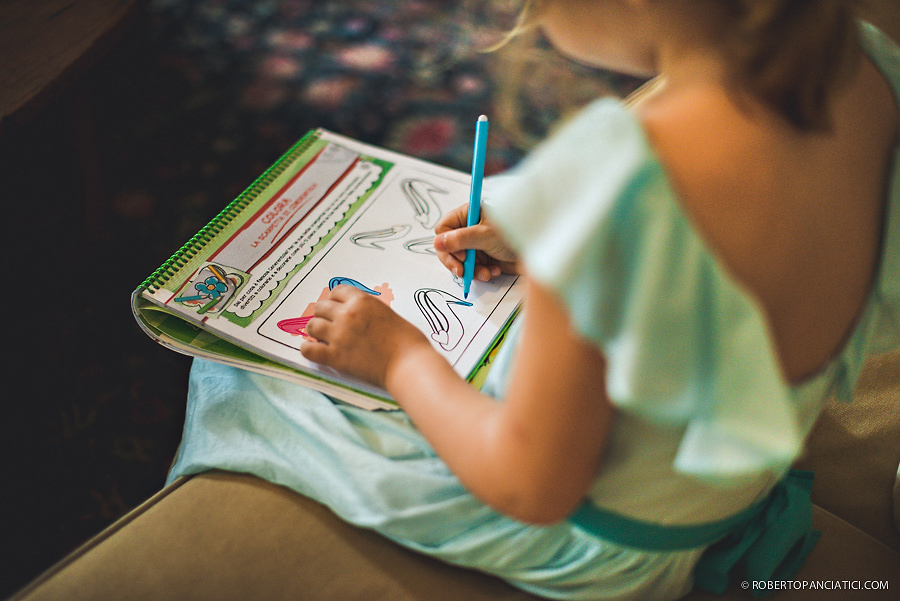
2, 0, 640, 595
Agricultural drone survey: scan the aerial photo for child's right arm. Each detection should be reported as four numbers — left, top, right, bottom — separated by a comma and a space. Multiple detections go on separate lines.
381, 275, 613, 524
302, 204, 614, 524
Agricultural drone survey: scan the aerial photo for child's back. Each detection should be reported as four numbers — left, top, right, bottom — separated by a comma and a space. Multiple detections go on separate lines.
639, 50, 898, 383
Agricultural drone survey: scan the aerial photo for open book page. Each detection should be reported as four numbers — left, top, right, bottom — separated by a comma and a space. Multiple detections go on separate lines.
135, 129, 522, 409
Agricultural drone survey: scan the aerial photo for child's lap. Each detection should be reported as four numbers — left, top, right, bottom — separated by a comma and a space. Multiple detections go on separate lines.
168, 358, 701, 601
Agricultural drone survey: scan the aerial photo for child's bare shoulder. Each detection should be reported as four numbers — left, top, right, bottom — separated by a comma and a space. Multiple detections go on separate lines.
632, 68, 894, 381
634, 84, 788, 274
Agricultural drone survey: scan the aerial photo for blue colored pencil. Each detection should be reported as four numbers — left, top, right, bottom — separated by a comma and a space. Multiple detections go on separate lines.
463, 115, 489, 299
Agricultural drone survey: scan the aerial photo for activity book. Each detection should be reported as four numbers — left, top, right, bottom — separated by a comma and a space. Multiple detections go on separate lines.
132, 129, 523, 410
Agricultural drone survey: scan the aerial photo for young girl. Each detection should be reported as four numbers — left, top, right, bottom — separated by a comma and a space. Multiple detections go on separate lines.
170, 1, 900, 599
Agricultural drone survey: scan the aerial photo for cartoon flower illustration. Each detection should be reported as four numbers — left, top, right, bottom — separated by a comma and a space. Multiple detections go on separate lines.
195, 276, 228, 299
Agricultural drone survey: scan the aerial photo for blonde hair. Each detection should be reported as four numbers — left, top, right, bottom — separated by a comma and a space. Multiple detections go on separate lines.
496, 0, 860, 131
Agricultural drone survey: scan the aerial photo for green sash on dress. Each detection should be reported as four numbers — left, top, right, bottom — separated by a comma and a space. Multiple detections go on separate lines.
570, 470, 820, 597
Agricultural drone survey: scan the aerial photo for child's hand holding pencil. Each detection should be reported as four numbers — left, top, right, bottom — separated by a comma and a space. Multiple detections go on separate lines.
432, 206, 520, 283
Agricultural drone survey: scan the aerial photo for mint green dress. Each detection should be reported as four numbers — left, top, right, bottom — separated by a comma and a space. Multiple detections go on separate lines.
168, 23, 900, 601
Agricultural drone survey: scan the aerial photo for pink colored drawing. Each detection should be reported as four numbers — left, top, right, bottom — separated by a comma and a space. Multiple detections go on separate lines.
276, 315, 313, 336
277, 288, 329, 338
372, 283, 395, 305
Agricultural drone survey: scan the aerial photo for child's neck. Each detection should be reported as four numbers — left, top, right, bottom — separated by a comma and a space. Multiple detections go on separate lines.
640, 2, 732, 91
655, 46, 726, 90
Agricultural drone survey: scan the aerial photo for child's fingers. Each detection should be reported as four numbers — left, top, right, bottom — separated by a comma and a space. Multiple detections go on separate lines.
437, 250, 465, 278
311, 298, 340, 321
303, 316, 333, 343
434, 204, 468, 235
434, 224, 492, 255
300, 337, 330, 363
435, 232, 506, 279
476, 263, 502, 281
433, 233, 464, 276
327, 284, 367, 303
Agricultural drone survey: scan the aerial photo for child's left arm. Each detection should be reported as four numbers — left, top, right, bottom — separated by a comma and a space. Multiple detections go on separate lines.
300, 278, 613, 524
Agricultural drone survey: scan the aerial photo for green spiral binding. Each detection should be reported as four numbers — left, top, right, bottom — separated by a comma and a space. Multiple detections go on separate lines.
139, 130, 322, 293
